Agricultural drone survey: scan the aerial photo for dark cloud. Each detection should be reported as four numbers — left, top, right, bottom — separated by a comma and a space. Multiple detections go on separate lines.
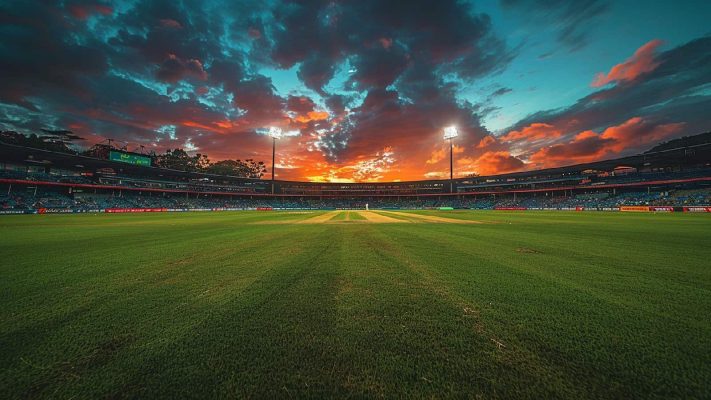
348, 44, 411, 90
65, 1, 113, 20
287, 96, 316, 115
208, 58, 245, 93
106, 0, 228, 81
267, 0, 516, 90
325, 94, 348, 116
297, 55, 337, 94
232, 76, 285, 122
0, 1, 109, 109
489, 87, 512, 98
155, 55, 208, 83
269, 1, 336, 69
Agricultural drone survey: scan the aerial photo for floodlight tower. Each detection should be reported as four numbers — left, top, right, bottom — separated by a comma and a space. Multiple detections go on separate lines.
443, 125, 459, 193
268, 126, 283, 194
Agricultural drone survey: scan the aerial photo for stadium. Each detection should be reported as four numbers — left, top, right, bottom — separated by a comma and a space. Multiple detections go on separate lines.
2, 1, 711, 399
2, 132, 711, 398
2, 135, 711, 214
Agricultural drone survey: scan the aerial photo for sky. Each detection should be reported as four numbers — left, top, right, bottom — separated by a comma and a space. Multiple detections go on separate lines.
1, 0, 710, 182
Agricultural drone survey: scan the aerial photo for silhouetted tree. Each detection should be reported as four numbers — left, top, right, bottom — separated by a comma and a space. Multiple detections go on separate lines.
205, 159, 266, 178
0, 129, 84, 153
155, 148, 210, 172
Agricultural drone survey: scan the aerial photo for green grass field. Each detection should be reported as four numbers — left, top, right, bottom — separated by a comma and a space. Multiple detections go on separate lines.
1, 210, 710, 398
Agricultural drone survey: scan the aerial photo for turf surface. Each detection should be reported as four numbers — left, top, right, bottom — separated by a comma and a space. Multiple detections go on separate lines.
1, 210, 710, 398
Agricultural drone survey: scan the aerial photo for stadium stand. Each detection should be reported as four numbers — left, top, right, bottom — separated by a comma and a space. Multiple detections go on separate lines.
1, 186, 710, 212
1, 139, 710, 213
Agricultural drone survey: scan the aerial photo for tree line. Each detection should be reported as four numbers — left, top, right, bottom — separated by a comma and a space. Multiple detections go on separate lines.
0, 130, 266, 178
153, 148, 266, 178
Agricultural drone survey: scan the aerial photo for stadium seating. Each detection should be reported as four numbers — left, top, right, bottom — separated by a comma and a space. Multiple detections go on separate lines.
1, 185, 709, 212
2, 146, 710, 212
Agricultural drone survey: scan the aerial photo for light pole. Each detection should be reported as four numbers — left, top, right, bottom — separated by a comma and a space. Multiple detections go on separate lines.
443, 126, 459, 193
268, 127, 283, 194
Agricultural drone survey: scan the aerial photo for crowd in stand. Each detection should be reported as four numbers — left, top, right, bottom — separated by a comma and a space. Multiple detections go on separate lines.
1, 188, 709, 212
2, 165, 711, 212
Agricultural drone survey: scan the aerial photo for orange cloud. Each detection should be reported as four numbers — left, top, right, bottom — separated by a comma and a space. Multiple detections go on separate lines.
501, 122, 561, 142
591, 39, 663, 87
214, 120, 233, 129
426, 148, 445, 164
530, 131, 611, 167
600, 117, 684, 152
294, 111, 329, 123
181, 120, 229, 133
426, 144, 464, 165
472, 151, 525, 176
476, 135, 496, 149
529, 117, 684, 167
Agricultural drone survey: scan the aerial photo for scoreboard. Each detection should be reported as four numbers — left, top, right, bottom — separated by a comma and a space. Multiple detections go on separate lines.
109, 151, 151, 167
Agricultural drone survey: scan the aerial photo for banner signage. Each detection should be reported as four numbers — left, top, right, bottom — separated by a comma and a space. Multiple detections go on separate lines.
37, 208, 75, 214
683, 206, 711, 212
619, 206, 650, 212
109, 151, 152, 166
105, 208, 167, 213
4, 206, 709, 215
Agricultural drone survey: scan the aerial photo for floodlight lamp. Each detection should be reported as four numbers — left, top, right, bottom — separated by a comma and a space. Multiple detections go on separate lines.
443, 125, 458, 140
268, 126, 283, 139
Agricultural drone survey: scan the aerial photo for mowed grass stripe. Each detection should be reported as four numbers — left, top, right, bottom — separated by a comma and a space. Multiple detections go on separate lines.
358, 211, 406, 223
368, 210, 415, 222
348, 211, 366, 221
378, 210, 485, 223
298, 211, 341, 223
331, 211, 348, 221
